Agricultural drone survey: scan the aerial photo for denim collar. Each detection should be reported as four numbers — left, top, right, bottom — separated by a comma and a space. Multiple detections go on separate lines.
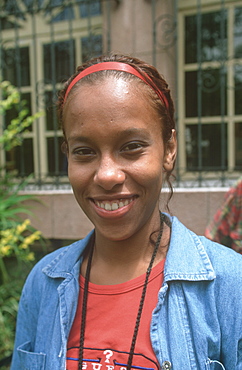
42, 232, 94, 279
164, 216, 216, 282
43, 216, 216, 282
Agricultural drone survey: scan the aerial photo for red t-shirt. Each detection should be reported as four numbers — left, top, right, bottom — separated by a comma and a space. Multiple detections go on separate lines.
66, 258, 165, 370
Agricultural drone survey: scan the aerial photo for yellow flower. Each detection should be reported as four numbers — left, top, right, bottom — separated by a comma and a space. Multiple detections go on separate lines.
0, 245, 11, 256
16, 219, 30, 234
0, 230, 16, 245
26, 252, 35, 261
19, 230, 41, 250
19, 242, 28, 250
1, 229, 12, 238
0, 220, 41, 262
25, 231, 41, 245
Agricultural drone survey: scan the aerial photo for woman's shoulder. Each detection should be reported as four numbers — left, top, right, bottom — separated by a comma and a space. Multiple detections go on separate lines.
199, 234, 242, 276
32, 239, 83, 271
22, 231, 94, 290
169, 215, 242, 278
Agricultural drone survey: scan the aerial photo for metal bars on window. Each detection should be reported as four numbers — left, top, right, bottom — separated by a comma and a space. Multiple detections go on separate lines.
0, 0, 241, 189
180, 0, 242, 187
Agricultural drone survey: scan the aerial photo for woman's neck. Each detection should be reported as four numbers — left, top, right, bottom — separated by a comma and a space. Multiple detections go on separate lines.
81, 215, 170, 285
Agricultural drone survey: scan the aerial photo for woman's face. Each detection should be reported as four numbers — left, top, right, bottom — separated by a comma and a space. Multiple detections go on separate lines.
64, 77, 176, 242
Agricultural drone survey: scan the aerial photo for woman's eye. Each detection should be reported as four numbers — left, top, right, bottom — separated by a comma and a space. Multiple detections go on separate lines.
73, 147, 95, 156
121, 142, 144, 152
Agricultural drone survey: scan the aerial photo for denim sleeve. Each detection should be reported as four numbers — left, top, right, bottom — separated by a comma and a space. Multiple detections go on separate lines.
216, 250, 242, 369
9, 252, 52, 370
10, 277, 42, 370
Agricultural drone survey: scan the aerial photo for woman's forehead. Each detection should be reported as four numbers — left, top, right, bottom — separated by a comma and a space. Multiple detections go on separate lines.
63, 77, 163, 139
64, 80, 154, 124
68, 73, 155, 104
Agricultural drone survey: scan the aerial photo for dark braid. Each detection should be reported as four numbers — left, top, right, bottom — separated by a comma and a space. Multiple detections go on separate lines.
78, 214, 165, 370
127, 212, 164, 370
78, 235, 95, 370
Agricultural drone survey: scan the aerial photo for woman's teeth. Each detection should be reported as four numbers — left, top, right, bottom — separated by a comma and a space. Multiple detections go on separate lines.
95, 198, 133, 211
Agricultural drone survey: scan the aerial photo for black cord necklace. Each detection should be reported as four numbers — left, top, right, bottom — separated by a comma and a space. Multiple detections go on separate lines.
78, 212, 164, 370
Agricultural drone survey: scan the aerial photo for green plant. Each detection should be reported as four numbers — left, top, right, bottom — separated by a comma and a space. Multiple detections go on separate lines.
0, 218, 41, 283
0, 279, 25, 361
0, 80, 44, 364
0, 80, 43, 151
0, 219, 40, 363
0, 175, 34, 230
0, 79, 44, 235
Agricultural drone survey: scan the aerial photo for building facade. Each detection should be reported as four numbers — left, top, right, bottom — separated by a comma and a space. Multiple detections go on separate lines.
0, 0, 242, 236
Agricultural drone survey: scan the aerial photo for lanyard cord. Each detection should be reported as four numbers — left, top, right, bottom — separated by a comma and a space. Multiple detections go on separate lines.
78, 213, 164, 370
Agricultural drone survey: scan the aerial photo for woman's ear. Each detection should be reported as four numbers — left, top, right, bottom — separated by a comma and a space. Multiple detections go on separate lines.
163, 129, 177, 171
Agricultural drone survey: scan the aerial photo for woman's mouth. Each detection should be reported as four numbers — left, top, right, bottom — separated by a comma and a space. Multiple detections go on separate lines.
92, 196, 136, 211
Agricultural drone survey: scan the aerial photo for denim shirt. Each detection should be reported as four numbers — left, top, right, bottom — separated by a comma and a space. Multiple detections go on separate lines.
10, 216, 242, 370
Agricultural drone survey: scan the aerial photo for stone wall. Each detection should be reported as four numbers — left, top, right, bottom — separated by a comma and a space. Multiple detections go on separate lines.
22, 188, 228, 241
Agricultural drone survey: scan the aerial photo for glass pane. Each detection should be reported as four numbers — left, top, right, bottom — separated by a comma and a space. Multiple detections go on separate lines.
185, 14, 197, 64
79, 1, 102, 18
47, 137, 67, 176
185, 123, 227, 171
185, 11, 227, 64
50, 6, 74, 23
43, 40, 75, 84
0, 17, 16, 30
45, 91, 59, 131
235, 122, 242, 169
4, 0, 25, 19
2, 47, 30, 86
23, 0, 45, 11
234, 7, 242, 58
234, 65, 242, 115
5, 138, 34, 176
185, 69, 227, 117
81, 34, 102, 63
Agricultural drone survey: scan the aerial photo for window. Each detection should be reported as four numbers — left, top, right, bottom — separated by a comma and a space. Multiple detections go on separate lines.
47, 137, 67, 176
43, 40, 76, 176
185, 123, 227, 171
234, 7, 242, 58
185, 11, 227, 64
2, 47, 30, 87
81, 34, 103, 62
0, 0, 102, 182
6, 139, 34, 175
180, 3, 242, 174
44, 0, 101, 23
4, 91, 34, 176
235, 122, 242, 169
185, 69, 227, 118
1, 47, 34, 176
79, 0, 102, 18
43, 40, 76, 84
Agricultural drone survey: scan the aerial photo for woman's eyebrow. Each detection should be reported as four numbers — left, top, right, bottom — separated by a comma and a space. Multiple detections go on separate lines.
115, 128, 151, 140
67, 135, 92, 144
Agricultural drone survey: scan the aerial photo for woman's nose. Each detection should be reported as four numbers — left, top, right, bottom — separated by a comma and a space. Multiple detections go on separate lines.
94, 156, 125, 190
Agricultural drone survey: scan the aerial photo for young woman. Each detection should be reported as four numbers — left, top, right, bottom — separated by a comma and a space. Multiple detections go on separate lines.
11, 54, 242, 370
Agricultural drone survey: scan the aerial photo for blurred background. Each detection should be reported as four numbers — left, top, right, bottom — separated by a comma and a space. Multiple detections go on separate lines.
1, 1, 242, 365
0, 0, 242, 236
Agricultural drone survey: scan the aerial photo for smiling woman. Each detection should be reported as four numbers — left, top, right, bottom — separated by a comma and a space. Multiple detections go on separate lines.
10, 54, 242, 370
63, 75, 175, 244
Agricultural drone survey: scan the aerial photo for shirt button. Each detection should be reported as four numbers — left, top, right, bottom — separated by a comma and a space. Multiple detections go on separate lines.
161, 361, 172, 369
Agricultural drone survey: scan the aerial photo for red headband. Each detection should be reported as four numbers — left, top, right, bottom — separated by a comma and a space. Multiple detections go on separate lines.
63, 61, 169, 111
